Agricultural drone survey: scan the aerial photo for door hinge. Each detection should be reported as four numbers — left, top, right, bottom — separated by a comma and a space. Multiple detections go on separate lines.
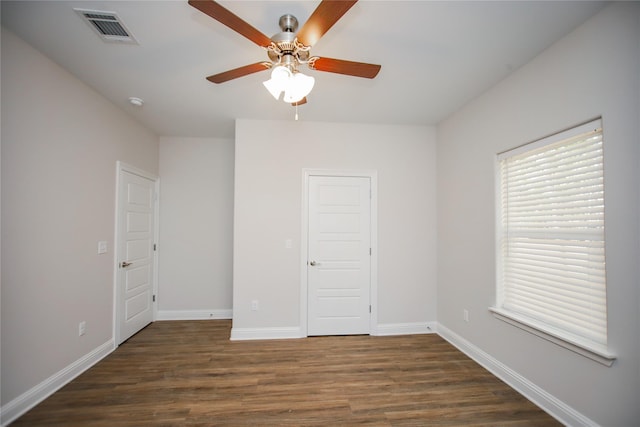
370, 247, 372, 256
153, 243, 157, 251
369, 305, 372, 313
153, 295, 156, 302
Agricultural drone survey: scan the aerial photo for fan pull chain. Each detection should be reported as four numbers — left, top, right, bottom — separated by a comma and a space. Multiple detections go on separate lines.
295, 103, 299, 121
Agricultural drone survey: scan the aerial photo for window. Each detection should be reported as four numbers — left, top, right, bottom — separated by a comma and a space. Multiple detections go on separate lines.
492, 119, 615, 366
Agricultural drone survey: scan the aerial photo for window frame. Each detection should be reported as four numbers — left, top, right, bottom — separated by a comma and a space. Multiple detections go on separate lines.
492, 118, 616, 366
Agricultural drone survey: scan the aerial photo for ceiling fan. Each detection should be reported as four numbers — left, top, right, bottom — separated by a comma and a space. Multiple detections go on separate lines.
188, 0, 381, 106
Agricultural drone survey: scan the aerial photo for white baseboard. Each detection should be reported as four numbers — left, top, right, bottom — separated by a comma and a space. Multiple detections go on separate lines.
375, 321, 437, 336
230, 326, 303, 341
1, 339, 115, 427
156, 309, 232, 321
436, 323, 598, 427
230, 322, 437, 340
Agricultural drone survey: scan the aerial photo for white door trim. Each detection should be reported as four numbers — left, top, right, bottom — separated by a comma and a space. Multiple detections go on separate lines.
300, 169, 378, 337
113, 161, 160, 345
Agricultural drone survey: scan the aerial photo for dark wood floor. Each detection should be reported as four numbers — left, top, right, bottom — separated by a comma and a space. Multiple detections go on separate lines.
13, 320, 560, 426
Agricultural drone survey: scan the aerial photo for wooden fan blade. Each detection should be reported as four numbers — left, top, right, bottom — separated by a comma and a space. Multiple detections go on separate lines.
296, 0, 358, 47
206, 62, 271, 84
309, 57, 381, 79
291, 97, 307, 106
189, 0, 272, 47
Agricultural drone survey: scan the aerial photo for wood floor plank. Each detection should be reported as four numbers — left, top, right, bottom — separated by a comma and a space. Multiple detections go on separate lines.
12, 320, 561, 426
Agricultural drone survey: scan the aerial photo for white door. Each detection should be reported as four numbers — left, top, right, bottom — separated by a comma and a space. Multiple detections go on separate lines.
307, 176, 371, 335
116, 167, 156, 343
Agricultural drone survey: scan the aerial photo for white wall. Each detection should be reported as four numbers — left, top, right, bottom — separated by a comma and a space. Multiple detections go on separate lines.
436, 3, 640, 425
1, 26, 159, 413
233, 119, 437, 336
158, 137, 234, 319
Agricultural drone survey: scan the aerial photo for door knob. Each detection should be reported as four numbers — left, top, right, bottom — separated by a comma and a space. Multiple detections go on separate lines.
310, 261, 318, 266
120, 261, 132, 268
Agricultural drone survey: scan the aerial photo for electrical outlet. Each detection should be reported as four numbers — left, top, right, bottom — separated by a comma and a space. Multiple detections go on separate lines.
463, 309, 469, 322
251, 300, 259, 311
79, 321, 86, 336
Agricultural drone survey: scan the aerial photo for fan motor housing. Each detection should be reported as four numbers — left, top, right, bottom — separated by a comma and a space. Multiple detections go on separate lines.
268, 15, 310, 64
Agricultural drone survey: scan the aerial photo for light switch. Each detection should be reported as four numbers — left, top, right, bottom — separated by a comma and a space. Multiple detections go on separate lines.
97, 241, 108, 254
285, 239, 292, 249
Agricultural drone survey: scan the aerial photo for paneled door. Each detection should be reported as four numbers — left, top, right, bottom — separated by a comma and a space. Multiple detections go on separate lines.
307, 175, 371, 335
116, 164, 157, 344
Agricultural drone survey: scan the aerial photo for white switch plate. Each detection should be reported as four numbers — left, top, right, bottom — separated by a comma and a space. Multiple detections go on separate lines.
285, 239, 292, 249
97, 241, 108, 254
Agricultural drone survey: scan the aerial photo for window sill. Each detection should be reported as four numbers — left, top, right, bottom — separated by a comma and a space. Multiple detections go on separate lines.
489, 307, 616, 367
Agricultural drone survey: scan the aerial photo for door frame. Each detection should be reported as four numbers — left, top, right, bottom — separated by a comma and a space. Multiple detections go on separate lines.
113, 161, 160, 345
300, 169, 378, 337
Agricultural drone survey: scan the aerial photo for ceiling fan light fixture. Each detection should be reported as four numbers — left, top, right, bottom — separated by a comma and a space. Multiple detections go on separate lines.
264, 65, 314, 103
262, 65, 292, 100
263, 78, 283, 100
271, 65, 292, 83
190, 1, 381, 108
283, 72, 315, 103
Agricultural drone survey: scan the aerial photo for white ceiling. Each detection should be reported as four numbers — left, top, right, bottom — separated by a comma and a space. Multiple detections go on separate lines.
1, 1, 606, 139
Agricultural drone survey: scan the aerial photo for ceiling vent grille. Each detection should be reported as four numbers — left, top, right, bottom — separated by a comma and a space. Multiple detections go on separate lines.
75, 8, 137, 44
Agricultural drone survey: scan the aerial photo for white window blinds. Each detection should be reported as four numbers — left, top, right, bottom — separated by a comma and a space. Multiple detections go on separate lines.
497, 119, 607, 349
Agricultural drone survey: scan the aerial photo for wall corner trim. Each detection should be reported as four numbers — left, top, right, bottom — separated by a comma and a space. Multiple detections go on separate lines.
1, 339, 115, 426
436, 323, 599, 427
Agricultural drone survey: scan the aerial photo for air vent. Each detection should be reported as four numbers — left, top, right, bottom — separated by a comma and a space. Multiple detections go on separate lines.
75, 8, 137, 44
